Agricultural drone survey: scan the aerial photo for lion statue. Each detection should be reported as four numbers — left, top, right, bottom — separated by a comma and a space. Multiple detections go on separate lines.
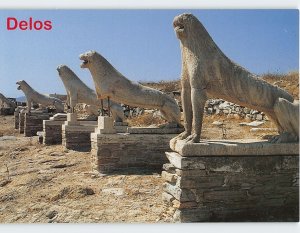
172, 13, 298, 143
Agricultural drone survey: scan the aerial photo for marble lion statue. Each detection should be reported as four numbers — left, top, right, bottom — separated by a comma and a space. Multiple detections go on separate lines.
172, 13, 299, 143
79, 51, 182, 128
0, 93, 16, 108
57, 65, 124, 122
16, 80, 64, 113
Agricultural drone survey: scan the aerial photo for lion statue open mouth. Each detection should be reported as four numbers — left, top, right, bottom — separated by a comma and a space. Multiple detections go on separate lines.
172, 13, 298, 143
57, 64, 124, 122
79, 50, 182, 128
16, 80, 64, 113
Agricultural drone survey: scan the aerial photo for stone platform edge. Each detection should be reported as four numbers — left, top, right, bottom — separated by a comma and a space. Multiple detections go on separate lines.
170, 138, 299, 157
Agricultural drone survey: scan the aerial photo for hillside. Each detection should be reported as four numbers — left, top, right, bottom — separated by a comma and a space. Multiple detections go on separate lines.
142, 72, 299, 99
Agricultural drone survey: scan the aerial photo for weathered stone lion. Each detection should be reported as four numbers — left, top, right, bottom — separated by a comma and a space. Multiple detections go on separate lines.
79, 51, 182, 127
0, 93, 16, 108
172, 13, 298, 143
16, 80, 64, 113
57, 65, 124, 122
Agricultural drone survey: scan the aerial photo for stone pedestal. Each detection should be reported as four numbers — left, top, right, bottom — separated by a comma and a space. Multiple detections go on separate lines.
18, 112, 25, 134
95, 116, 116, 134
91, 133, 176, 174
114, 121, 128, 133
14, 110, 20, 129
43, 113, 67, 145
62, 119, 97, 152
162, 139, 299, 222
65, 113, 79, 126
24, 112, 52, 137
91, 125, 181, 174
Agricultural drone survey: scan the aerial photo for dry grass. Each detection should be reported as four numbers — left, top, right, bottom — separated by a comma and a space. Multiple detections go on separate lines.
0, 116, 18, 136
141, 80, 180, 93
142, 72, 299, 100
262, 72, 299, 99
127, 112, 166, 127
127, 111, 278, 141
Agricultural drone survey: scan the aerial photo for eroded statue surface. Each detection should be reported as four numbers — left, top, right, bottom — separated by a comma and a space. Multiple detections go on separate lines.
16, 80, 64, 113
0, 93, 16, 108
57, 65, 124, 122
79, 51, 181, 127
172, 13, 299, 143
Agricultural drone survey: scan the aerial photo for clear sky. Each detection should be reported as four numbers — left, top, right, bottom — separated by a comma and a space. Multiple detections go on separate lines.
0, 9, 298, 98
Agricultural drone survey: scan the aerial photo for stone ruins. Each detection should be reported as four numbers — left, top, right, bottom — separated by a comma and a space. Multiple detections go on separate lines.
1, 12, 298, 223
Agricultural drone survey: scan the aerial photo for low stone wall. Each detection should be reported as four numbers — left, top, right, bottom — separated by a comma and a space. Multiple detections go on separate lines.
43, 114, 67, 145
62, 122, 97, 151
18, 112, 25, 134
91, 132, 176, 174
162, 139, 299, 222
24, 113, 52, 137
204, 99, 268, 121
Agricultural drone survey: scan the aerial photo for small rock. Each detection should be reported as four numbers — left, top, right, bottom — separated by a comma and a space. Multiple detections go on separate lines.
246, 120, 265, 127
207, 107, 213, 114
223, 109, 230, 114
15, 147, 28, 152
0, 180, 11, 187
46, 210, 58, 219
256, 114, 263, 121
212, 121, 223, 126
79, 187, 95, 196
51, 164, 68, 169
239, 121, 265, 127
49, 152, 64, 157
233, 114, 240, 119
91, 174, 98, 179
243, 107, 250, 114
219, 102, 230, 110
102, 188, 124, 196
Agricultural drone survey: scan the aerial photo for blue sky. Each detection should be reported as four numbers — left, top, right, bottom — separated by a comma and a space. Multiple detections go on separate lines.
0, 9, 298, 97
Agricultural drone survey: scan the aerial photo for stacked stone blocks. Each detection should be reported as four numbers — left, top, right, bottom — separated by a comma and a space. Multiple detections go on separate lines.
24, 112, 52, 137
162, 139, 299, 222
43, 113, 67, 145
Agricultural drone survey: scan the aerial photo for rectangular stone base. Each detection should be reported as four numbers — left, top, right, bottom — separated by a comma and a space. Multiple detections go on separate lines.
91, 133, 177, 173
62, 122, 97, 151
163, 139, 299, 222
14, 111, 19, 129
18, 112, 25, 133
24, 113, 53, 137
43, 114, 67, 145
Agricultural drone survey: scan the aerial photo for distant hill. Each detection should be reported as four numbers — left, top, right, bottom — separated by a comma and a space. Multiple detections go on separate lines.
16, 96, 26, 102
15, 93, 67, 103
142, 72, 299, 99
